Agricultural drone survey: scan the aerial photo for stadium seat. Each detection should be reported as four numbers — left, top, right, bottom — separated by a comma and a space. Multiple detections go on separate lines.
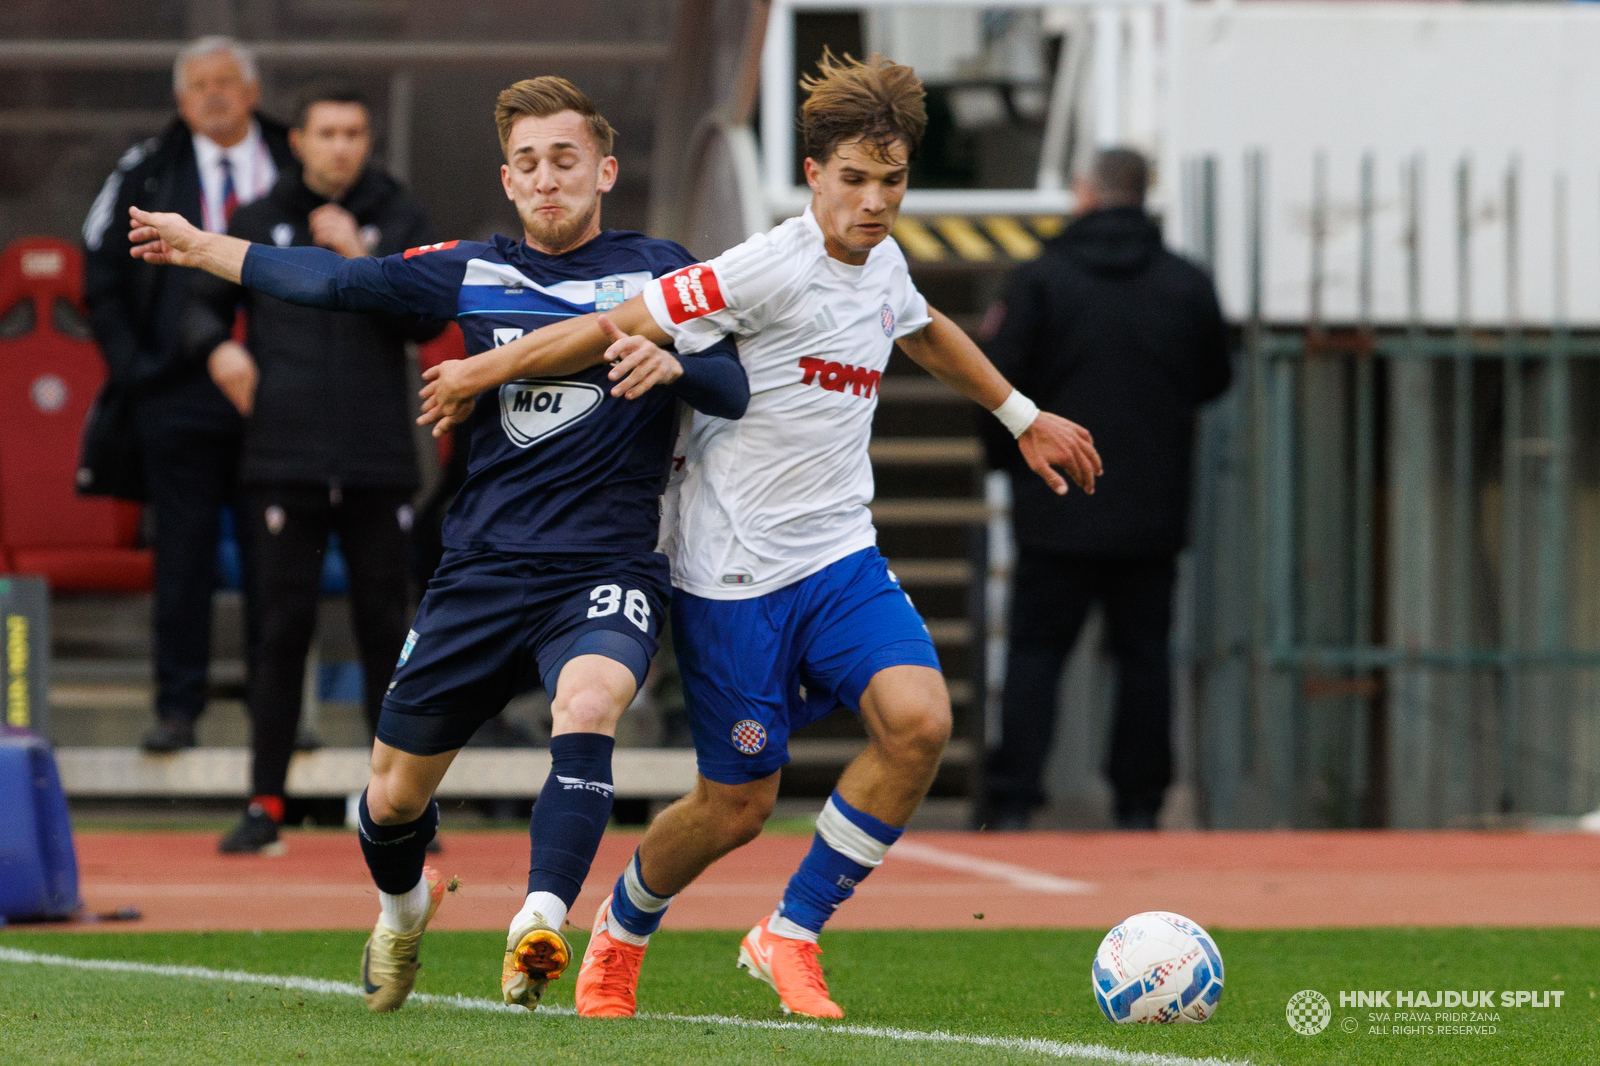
0, 237, 152, 592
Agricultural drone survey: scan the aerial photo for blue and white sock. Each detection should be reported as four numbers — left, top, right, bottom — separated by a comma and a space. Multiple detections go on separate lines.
606, 849, 675, 946
515, 732, 615, 936
770, 791, 903, 942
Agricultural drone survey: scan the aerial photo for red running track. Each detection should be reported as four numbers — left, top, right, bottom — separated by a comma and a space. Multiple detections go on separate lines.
26, 830, 1600, 933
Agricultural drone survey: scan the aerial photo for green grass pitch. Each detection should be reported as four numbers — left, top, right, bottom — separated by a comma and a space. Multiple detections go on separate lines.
1, 927, 1595, 1064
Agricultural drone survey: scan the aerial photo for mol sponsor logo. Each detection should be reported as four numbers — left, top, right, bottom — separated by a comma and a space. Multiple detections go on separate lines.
798, 356, 881, 399
498, 378, 602, 448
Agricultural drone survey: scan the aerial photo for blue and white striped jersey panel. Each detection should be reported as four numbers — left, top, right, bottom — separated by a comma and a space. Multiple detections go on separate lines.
456, 259, 654, 321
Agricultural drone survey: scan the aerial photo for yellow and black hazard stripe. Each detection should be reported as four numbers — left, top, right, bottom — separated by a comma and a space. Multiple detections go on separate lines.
891, 215, 1066, 268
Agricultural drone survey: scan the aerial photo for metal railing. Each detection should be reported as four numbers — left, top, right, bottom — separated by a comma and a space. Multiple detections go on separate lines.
1188, 150, 1600, 828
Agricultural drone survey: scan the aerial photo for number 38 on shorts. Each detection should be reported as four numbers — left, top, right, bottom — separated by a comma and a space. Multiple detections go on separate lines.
586, 584, 652, 631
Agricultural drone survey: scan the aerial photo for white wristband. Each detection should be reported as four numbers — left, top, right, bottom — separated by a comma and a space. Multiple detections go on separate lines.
992, 389, 1040, 438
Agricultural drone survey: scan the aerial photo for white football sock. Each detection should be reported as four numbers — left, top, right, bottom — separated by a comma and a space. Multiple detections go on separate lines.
378, 877, 431, 934
767, 911, 819, 943
510, 891, 569, 937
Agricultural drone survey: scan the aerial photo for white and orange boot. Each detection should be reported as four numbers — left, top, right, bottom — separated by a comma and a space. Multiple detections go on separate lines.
574, 896, 649, 1017
736, 916, 843, 1018
502, 906, 572, 1010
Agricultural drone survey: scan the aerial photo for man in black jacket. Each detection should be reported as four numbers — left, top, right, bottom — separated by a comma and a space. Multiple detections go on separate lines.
82, 37, 293, 753
980, 148, 1231, 831
185, 85, 445, 853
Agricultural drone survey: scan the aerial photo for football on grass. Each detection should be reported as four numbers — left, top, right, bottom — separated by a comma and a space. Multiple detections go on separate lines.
1092, 911, 1224, 1023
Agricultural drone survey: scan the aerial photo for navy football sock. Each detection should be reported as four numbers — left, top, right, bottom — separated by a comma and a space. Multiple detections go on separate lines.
773, 791, 903, 940
527, 732, 616, 907
357, 788, 438, 895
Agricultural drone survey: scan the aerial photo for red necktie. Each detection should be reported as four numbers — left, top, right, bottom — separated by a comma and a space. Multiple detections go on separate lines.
219, 157, 239, 227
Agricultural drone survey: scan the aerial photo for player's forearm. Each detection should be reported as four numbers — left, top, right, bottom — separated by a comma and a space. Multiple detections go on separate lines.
187, 231, 251, 284
902, 308, 1014, 412
670, 345, 749, 419
241, 244, 410, 313
463, 314, 613, 393
478, 295, 673, 389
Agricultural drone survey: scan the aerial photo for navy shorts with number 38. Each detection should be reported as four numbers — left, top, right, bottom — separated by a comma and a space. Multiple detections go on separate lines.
378, 548, 669, 755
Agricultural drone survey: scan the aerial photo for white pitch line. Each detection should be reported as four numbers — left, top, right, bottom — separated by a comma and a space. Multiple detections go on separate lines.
0, 946, 1252, 1066
892, 839, 1096, 894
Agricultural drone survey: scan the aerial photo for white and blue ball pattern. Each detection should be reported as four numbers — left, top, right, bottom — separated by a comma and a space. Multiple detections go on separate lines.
1092, 911, 1224, 1024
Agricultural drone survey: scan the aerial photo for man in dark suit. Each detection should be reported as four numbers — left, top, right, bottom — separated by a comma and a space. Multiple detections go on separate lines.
82, 37, 294, 752
980, 148, 1232, 830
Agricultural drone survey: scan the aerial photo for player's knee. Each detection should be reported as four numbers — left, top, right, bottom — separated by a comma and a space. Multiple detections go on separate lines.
551, 684, 627, 735
878, 697, 952, 766
367, 775, 430, 825
907, 702, 954, 756
704, 783, 775, 847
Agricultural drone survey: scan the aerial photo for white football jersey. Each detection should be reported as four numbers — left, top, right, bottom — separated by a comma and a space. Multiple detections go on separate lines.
643, 207, 932, 599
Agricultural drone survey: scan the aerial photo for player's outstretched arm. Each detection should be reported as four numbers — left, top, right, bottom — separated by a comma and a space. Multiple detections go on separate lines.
898, 307, 1102, 495
133, 206, 424, 319
128, 206, 249, 282
418, 293, 675, 435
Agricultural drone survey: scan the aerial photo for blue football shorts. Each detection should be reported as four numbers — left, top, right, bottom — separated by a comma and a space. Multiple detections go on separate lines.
673, 546, 942, 784
377, 548, 669, 755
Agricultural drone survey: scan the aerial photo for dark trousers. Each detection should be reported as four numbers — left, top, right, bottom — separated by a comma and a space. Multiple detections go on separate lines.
985, 549, 1176, 820
243, 484, 414, 798
140, 421, 246, 725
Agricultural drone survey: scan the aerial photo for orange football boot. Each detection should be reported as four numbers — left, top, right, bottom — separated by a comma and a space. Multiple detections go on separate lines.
736, 917, 843, 1018
574, 896, 648, 1018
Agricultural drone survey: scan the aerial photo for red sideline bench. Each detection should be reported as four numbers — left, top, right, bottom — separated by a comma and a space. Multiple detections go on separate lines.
0, 236, 152, 592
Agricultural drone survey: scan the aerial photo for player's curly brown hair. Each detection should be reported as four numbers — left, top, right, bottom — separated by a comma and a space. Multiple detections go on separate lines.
799, 48, 926, 165
494, 76, 616, 158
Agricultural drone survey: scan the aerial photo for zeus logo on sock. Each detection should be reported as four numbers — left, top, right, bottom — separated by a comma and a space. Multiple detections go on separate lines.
556, 775, 615, 795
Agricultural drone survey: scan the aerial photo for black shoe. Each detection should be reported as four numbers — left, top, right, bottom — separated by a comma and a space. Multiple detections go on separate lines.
140, 718, 196, 753
426, 837, 443, 854
972, 802, 1030, 832
219, 806, 282, 854
1114, 809, 1159, 831
294, 729, 324, 753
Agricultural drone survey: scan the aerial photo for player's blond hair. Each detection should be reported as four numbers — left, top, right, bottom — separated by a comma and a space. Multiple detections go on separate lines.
799, 48, 926, 165
494, 76, 616, 158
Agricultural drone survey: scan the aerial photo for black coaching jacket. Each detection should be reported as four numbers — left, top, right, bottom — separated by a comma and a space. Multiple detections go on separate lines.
982, 206, 1233, 558
183, 166, 445, 490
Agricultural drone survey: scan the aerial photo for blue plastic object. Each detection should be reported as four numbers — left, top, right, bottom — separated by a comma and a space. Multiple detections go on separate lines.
215, 509, 350, 595
318, 660, 364, 703
0, 732, 81, 921
216, 506, 244, 591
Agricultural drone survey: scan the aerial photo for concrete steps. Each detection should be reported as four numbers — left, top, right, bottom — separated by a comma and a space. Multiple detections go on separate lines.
55, 739, 976, 799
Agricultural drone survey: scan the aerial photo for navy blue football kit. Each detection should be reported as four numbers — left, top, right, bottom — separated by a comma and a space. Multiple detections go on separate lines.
239, 231, 745, 753
235, 228, 748, 970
